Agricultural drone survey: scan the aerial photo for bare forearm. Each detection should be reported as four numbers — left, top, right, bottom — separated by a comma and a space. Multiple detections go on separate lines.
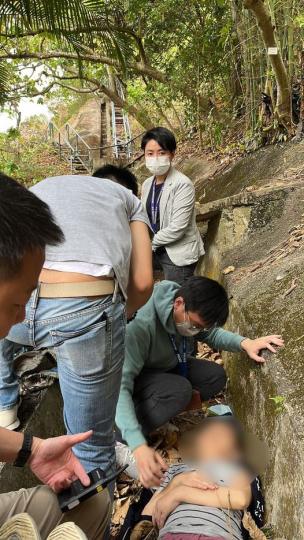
0, 427, 35, 463
143, 492, 163, 515
126, 287, 150, 318
143, 484, 176, 515
172, 485, 251, 510
127, 221, 153, 316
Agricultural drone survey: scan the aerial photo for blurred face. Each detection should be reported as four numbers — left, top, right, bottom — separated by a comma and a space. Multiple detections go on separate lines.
0, 248, 44, 338
144, 139, 175, 161
193, 423, 242, 463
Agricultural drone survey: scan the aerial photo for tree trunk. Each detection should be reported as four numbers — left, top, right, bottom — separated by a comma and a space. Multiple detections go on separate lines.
230, 0, 243, 103
300, 49, 304, 134
243, 0, 291, 126
171, 102, 185, 136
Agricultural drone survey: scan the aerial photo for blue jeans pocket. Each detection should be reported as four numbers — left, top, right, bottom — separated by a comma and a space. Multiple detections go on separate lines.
50, 316, 112, 378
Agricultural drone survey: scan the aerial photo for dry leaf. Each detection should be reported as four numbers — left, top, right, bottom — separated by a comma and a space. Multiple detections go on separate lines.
222, 265, 235, 275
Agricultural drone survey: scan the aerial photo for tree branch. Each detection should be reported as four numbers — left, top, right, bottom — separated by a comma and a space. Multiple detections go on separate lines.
0, 50, 166, 82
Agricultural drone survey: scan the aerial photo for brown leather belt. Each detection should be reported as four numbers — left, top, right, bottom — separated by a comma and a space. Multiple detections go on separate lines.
39, 280, 115, 298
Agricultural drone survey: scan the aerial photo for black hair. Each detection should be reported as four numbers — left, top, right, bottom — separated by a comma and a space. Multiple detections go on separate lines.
92, 164, 138, 196
141, 127, 177, 153
0, 172, 64, 279
176, 276, 229, 327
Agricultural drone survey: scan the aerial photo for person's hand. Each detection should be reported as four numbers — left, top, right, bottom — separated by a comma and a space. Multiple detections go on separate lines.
241, 335, 284, 363
171, 471, 218, 491
28, 431, 93, 493
152, 488, 181, 529
133, 444, 167, 488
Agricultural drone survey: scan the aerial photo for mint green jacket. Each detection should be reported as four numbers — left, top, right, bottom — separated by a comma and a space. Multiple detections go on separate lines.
115, 281, 245, 451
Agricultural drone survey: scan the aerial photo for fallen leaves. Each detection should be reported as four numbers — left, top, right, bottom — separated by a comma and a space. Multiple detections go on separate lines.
222, 265, 235, 275
197, 342, 224, 365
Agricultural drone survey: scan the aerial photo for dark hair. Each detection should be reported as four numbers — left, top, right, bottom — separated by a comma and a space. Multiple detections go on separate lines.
141, 127, 177, 153
0, 172, 64, 279
92, 164, 138, 196
176, 276, 229, 327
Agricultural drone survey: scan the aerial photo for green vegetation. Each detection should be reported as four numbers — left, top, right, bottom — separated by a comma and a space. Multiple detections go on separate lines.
269, 395, 285, 414
0, 116, 69, 184
0, 0, 303, 148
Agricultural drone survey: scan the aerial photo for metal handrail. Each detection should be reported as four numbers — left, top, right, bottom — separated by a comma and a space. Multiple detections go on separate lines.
49, 121, 145, 153
65, 123, 92, 150
48, 119, 145, 173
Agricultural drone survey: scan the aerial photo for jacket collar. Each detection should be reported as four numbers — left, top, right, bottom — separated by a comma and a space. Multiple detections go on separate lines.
159, 166, 175, 225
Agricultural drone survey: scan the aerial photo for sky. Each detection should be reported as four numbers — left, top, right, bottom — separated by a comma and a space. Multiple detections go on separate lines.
0, 98, 52, 132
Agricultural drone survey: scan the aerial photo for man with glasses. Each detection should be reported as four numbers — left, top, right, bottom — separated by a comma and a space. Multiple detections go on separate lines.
115, 277, 283, 488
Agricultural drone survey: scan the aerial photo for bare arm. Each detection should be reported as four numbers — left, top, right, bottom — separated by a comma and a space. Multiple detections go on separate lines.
143, 471, 218, 515
0, 427, 93, 492
0, 426, 24, 462
127, 221, 153, 317
152, 484, 251, 529
172, 484, 251, 510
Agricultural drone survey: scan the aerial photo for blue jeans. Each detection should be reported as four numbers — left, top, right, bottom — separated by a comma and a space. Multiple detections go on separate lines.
0, 288, 126, 476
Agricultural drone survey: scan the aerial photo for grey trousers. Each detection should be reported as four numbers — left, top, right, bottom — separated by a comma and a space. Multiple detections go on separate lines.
133, 358, 227, 437
153, 249, 197, 286
0, 485, 111, 540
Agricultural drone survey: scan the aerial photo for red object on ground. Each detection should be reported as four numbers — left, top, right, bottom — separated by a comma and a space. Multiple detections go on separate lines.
184, 389, 202, 411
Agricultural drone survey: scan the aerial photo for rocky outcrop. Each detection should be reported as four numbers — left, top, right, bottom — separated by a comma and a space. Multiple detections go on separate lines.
193, 140, 304, 539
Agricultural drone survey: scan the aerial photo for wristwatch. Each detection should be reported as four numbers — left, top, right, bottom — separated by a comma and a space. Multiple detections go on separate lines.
14, 432, 33, 468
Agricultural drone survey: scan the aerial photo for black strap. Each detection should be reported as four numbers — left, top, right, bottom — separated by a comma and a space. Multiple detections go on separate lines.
14, 432, 33, 468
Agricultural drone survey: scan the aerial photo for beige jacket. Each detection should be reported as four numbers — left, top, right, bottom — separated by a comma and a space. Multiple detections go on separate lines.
141, 166, 205, 266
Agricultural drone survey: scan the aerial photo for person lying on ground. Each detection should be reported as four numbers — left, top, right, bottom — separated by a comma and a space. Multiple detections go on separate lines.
0, 173, 110, 539
115, 277, 284, 488
143, 417, 253, 540
0, 166, 153, 488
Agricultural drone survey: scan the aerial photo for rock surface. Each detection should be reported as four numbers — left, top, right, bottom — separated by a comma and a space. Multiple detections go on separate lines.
191, 140, 304, 538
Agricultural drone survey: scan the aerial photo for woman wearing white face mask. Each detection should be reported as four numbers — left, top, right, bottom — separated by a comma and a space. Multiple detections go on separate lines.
141, 127, 205, 285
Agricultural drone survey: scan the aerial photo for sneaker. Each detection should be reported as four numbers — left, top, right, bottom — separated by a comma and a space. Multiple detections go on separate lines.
0, 403, 20, 430
47, 523, 87, 539
115, 442, 139, 480
0, 513, 40, 540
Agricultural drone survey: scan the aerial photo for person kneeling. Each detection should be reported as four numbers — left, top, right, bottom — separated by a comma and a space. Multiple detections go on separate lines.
115, 277, 283, 488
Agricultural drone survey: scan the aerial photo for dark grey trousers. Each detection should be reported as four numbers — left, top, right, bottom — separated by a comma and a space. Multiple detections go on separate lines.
132, 358, 226, 438
153, 249, 197, 286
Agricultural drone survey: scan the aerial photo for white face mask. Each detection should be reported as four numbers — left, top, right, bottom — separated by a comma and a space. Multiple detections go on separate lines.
176, 320, 201, 337
145, 156, 171, 176
175, 308, 201, 337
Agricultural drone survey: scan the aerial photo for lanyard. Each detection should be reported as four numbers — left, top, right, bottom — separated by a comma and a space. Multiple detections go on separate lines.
150, 179, 164, 233
169, 335, 188, 377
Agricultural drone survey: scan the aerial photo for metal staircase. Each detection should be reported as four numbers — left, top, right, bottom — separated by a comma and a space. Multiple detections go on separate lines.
111, 80, 133, 160
48, 122, 94, 174
48, 93, 143, 174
